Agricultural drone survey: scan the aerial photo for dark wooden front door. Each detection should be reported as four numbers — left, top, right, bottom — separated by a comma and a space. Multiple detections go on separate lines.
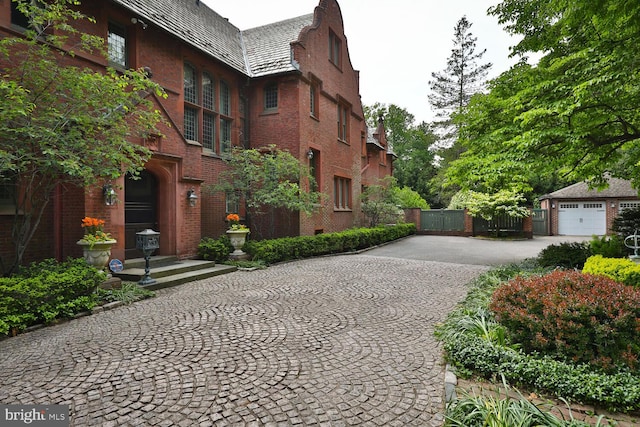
125, 170, 158, 258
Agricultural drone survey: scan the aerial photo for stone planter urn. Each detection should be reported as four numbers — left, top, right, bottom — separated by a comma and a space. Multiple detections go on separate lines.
226, 229, 250, 260
77, 239, 117, 270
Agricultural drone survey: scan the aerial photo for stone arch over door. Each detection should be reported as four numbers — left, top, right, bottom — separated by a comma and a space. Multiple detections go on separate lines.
124, 162, 177, 259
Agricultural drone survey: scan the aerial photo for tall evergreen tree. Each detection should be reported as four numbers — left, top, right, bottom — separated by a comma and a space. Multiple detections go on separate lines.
428, 16, 492, 206
428, 16, 492, 149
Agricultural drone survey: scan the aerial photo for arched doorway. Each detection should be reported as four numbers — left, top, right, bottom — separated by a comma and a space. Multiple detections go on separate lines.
125, 170, 158, 258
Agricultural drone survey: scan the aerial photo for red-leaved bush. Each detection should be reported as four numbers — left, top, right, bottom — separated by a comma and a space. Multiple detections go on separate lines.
489, 270, 640, 372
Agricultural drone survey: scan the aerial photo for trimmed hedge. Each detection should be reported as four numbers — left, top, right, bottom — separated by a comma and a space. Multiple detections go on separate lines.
0, 258, 105, 336
242, 223, 416, 264
445, 334, 640, 412
583, 254, 640, 287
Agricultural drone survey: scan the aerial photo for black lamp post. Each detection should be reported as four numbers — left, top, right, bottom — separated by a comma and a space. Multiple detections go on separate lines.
136, 229, 160, 285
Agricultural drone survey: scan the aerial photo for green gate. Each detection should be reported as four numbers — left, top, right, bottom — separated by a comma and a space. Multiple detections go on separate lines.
420, 209, 465, 232
533, 208, 549, 235
473, 214, 524, 235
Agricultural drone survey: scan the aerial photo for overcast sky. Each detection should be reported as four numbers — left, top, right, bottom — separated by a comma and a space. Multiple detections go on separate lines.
202, 0, 520, 124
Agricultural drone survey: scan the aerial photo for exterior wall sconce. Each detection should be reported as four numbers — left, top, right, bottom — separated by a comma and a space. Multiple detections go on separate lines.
551, 203, 556, 209
130, 17, 148, 29
307, 149, 314, 160
103, 184, 117, 206
611, 202, 616, 208
187, 188, 198, 207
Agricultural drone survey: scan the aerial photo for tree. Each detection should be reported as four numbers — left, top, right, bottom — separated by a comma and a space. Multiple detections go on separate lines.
212, 145, 321, 239
428, 16, 492, 148
452, 189, 530, 237
361, 176, 403, 227
427, 16, 492, 207
363, 103, 439, 205
394, 186, 429, 210
448, 1, 640, 192
0, 0, 165, 275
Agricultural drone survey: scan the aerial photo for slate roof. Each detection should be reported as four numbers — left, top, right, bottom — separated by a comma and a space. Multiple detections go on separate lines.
110, 0, 313, 78
242, 15, 314, 77
541, 177, 638, 199
366, 127, 385, 151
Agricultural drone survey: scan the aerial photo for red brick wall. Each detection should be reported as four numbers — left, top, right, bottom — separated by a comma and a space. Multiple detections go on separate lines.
0, 0, 393, 270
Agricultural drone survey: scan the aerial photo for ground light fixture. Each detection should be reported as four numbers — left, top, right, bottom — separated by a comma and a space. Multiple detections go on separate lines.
136, 229, 160, 285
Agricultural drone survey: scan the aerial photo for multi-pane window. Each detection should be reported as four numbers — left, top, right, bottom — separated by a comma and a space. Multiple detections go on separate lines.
220, 81, 230, 115
108, 23, 127, 68
337, 103, 349, 142
620, 201, 640, 211
334, 176, 351, 210
183, 64, 233, 152
202, 72, 215, 110
184, 63, 197, 104
0, 173, 17, 214
329, 30, 342, 68
220, 119, 231, 153
225, 192, 239, 214
202, 72, 216, 151
309, 150, 319, 193
184, 107, 198, 141
203, 113, 215, 150
264, 83, 278, 110
219, 80, 232, 153
310, 84, 318, 117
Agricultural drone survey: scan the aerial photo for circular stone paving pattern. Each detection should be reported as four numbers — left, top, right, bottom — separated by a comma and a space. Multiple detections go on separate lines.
0, 254, 487, 426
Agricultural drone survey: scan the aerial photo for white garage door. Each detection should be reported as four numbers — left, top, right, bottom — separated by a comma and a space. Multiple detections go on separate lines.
558, 201, 606, 235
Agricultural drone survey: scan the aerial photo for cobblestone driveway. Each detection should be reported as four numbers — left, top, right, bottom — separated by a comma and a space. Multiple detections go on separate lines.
0, 254, 487, 426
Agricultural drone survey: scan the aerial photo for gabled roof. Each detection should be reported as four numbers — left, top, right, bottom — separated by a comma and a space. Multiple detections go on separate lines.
242, 15, 314, 77
110, 0, 313, 78
541, 177, 638, 199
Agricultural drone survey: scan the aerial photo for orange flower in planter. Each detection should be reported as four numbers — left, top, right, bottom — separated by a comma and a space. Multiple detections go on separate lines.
80, 216, 113, 247
225, 213, 248, 231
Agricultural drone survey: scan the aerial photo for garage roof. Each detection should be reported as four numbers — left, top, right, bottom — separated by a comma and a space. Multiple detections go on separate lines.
541, 177, 638, 199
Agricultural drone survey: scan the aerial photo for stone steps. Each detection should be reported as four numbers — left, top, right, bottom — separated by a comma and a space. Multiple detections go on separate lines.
113, 256, 236, 291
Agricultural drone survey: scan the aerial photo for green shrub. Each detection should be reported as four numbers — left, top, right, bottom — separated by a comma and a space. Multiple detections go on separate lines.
537, 241, 591, 269
589, 234, 626, 258
197, 236, 232, 262
612, 206, 640, 239
583, 254, 640, 287
489, 270, 640, 372
242, 223, 416, 264
0, 258, 104, 336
